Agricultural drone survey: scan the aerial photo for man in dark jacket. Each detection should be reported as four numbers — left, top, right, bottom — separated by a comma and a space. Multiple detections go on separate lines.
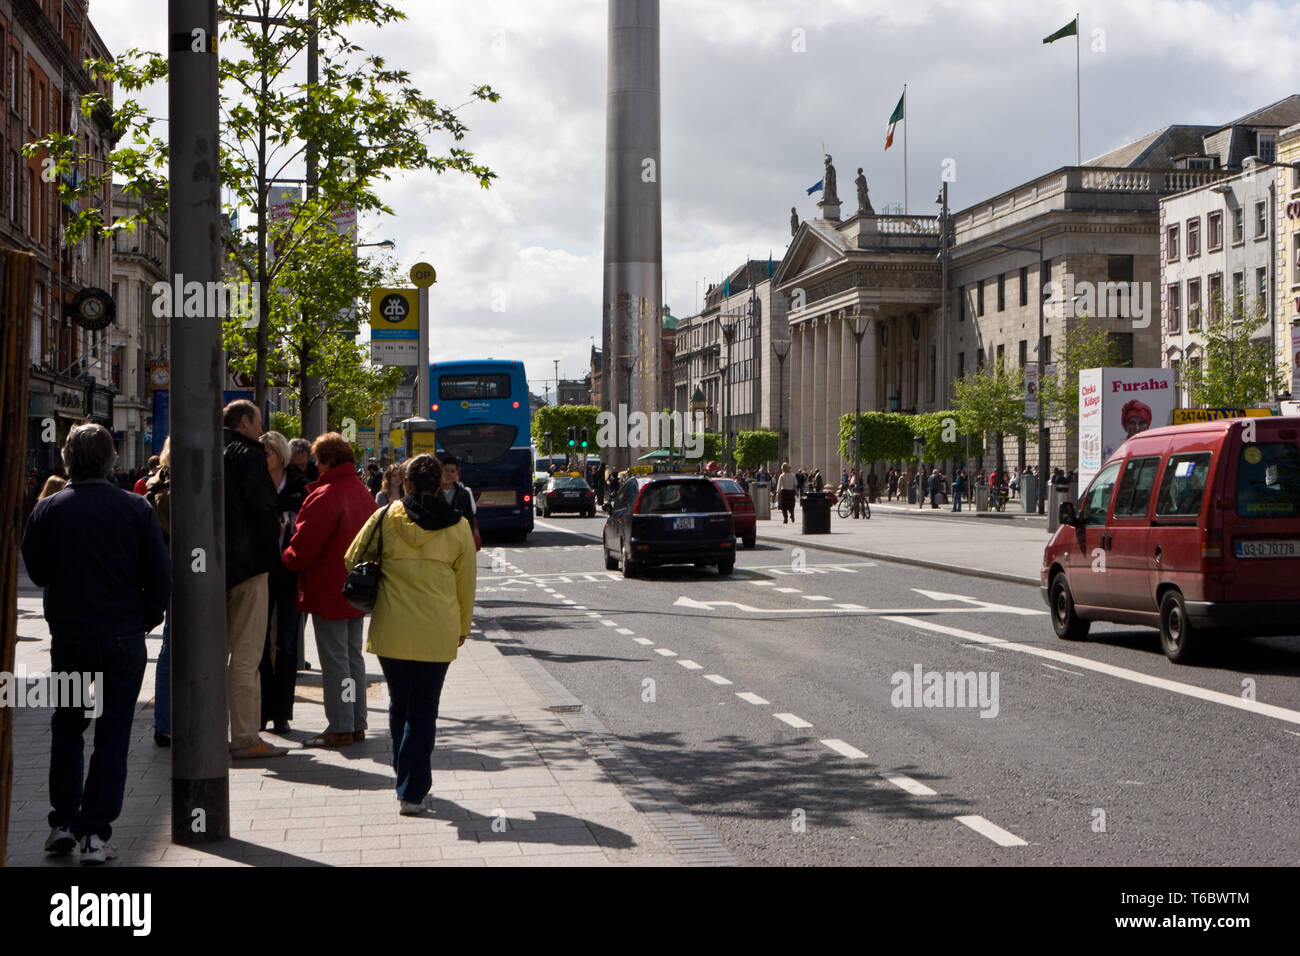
438, 455, 481, 551
21, 423, 171, 863
222, 399, 286, 759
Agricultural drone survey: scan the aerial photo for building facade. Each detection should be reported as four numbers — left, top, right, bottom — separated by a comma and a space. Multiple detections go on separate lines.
1278, 123, 1300, 396
4, 0, 116, 478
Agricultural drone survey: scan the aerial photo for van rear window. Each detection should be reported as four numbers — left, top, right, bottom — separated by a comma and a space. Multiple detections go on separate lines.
1236, 443, 1300, 518
1155, 452, 1211, 518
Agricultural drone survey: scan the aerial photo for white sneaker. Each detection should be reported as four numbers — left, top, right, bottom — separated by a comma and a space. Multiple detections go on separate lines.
45, 827, 77, 855
79, 834, 118, 865
398, 800, 424, 816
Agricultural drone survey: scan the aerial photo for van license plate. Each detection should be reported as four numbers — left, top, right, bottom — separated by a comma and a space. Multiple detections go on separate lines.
1235, 539, 1300, 558
673, 516, 695, 531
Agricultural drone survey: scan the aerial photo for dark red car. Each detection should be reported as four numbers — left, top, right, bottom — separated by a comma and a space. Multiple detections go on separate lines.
712, 478, 756, 548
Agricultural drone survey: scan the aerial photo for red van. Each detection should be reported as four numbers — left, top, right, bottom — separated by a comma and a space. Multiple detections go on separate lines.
1041, 417, 1300, 663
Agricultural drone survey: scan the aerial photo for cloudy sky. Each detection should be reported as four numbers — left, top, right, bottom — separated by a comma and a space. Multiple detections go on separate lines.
88, 0, 1299, 399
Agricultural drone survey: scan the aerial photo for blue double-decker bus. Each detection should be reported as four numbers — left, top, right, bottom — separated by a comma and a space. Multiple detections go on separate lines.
428, 359, 534, 540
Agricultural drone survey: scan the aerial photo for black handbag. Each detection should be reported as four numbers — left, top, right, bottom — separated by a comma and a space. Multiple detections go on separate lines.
342, 504, 390, 612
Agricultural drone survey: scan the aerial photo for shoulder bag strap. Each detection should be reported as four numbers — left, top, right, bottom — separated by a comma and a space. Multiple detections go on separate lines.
361, 503, 390, 564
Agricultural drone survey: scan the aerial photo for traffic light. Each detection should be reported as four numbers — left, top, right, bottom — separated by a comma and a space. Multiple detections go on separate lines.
580, 428, 589, 449
567, 426, 576, 447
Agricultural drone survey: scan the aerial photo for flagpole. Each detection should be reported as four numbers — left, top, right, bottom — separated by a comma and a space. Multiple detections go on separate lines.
1075, 14, 1081, 165
903, 84, 908, 215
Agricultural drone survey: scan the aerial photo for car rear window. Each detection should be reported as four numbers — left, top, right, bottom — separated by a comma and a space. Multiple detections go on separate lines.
714, 480, 743, 495
1154, 452, 1211, 518
550, 477, 588, 489
1236, 442, 1300, 518
639, 481, 724, 514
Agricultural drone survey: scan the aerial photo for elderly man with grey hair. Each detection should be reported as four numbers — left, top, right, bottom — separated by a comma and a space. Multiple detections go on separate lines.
21, 423, 171, 864
288, 436, 318, 482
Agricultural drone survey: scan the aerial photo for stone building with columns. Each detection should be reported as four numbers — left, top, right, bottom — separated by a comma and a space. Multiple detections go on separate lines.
773, 105, 1300, 481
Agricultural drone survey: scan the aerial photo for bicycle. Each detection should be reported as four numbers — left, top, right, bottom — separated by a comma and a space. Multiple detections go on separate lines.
836, 487, 871, 519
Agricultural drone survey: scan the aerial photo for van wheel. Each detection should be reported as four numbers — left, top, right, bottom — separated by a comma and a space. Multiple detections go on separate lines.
1050, 573, 1090, 641
604, 548, 619, 571
1159, 590, 1200, 663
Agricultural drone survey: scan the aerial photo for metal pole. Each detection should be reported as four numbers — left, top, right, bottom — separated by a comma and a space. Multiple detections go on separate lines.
902, 83, 908, 215
303, 0, 327, 439
169, 0, 229, 844
417, 285, 430, 416
1038, 236, 1047, 513
854, 329, 862, 517
1075, 13, 1081, 166
940, 182, 949, 403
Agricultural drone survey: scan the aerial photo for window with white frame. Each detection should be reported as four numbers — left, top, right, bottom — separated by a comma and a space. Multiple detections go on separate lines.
1256, 200, 1267, 238
1166, 223, 1180, 260
1167, 284, 1181, 332
1187, 277, 1201, 329
1207, 210, 1222, 251
1233, 207, 1244, 244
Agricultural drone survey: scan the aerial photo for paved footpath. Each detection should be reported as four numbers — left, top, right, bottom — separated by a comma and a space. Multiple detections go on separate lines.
7, 563, 731, 867
757, 497, 1051, 585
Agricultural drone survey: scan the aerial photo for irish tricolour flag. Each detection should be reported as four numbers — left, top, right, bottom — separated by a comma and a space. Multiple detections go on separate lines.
884, 91, 905, 151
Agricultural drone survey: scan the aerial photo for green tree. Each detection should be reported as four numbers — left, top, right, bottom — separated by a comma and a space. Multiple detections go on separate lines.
533, 405, 602, 453
691, 433, 722, 461
270, 411, 302, 439
1037, 316, 1124, 435
837, 412, 914, 464
1185, 293, 1285, 407
732, 430, 778, 468
952, 365, 1028, 473
27, 0, 498, 410
910, 411, 983, 463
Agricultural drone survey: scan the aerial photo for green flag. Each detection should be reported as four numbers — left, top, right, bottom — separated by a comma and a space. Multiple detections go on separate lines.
1043, 17, 1078, 44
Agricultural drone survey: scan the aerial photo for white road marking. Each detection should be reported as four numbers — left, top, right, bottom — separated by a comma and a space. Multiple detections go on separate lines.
677, 660, 704, 670
911, 588, 1045, 617
704, 674, 733, 685
654, 648, 677, 657
563, 600, 577, 605
775, 587, 802, 593
585, 612, 602, 618
834, 603, 868, 610
1040, 662, 1084, 676
600, 620, 617, 627
880, 772, 937, 796
735, 692, 769, 705
882, 615, 1300, 728
634, 638, 654, 645
749, 581, 776, 586
773, 713, 813, 729
615, 628, 634, 635
803, 595, 832, 601
820, 739, 868, 759
955, 815, 1028, 847
574, 606, 588, 611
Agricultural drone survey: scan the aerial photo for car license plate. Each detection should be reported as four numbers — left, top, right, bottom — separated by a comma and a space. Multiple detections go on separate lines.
1235, 538, 1300, 558
673, 516, 695, 531
478, 490, 515, 508
562, 492, 578, 498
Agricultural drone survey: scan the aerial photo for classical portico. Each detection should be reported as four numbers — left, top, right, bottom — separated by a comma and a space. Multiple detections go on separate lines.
774, 211, 942, 477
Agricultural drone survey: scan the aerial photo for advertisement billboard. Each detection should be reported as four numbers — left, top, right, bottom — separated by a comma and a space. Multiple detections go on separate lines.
1077, 367, 1176, 489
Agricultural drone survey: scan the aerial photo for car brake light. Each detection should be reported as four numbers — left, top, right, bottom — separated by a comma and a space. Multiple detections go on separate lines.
1201, 527, 1222, 562
523, 494, 531, 503
631, 483, 648, 514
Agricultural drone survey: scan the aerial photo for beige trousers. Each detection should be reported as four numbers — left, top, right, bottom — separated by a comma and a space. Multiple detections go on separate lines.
226, 573, 268, 749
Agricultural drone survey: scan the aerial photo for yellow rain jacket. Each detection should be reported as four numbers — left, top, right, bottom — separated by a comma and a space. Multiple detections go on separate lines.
344, 499, 476, 663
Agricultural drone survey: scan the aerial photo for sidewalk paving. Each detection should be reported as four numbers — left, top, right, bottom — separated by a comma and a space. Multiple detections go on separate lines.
7, 561, 732, 867
757, 497, 1050, 585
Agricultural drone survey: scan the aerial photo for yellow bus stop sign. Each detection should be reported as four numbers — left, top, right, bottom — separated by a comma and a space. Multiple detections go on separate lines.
410, 262, 437, 288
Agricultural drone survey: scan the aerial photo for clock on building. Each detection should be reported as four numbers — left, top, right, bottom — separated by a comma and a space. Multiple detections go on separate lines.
149, 364, 170, 389
68, 287, 117, 331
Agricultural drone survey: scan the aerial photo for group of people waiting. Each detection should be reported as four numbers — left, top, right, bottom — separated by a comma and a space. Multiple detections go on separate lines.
21, 401, 482, 862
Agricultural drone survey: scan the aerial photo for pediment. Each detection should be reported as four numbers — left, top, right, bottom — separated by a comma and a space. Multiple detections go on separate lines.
773, 222, 847, 287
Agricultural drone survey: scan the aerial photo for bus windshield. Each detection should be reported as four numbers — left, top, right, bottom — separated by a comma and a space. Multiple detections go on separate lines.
437, 423, 518, 464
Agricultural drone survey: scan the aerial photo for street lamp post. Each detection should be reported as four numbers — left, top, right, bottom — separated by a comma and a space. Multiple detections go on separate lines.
721, 317, 737, 471
772, 340, 789, 466
994, 237, 1047, 514
849, 311, 868, 518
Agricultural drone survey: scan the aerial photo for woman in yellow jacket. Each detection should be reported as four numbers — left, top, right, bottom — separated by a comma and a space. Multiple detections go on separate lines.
344, 454, 476, 815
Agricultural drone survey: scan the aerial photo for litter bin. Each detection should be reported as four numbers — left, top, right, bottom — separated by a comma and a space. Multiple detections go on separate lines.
975, 484, 990, 511
1021, 473, 1038, 513
752, 480, 771, 520
1047, 481, 1071, 533
907, 482, 917, 504
801, 492, 831, 534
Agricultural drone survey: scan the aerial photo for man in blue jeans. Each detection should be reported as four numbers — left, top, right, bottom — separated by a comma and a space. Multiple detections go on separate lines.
21, 424, 171, 864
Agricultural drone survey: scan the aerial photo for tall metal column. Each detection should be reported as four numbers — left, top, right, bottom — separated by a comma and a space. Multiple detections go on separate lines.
169, 0, 229, 843
602, 0, 662, 470
303, 0, 327, 439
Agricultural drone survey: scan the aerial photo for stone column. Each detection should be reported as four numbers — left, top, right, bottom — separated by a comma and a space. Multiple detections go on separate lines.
826, 312, 843, 478
811, 316, 826, 477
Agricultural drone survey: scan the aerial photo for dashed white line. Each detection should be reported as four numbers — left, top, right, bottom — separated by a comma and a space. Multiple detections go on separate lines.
775, 587, 801, 593
749, 581, 776, 586
820, 739, 868, 759
600, 620, 618, 627
773, 713, 813, 729
562, 600, 577, 605
880, 772, 937, 797
633, 638, 654, 646
615, 628, 634, 635
677, 660, 704, 670
585, 612, 602, 618
704, 674, 733, 685
803, 595, 832, 602
834, 603, 868, 610
654, 648, 677, 657
955, 815, 1028, 847
735, 692, 769, 705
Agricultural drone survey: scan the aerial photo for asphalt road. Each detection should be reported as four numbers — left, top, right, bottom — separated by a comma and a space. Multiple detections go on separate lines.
474, 516, 1300, 866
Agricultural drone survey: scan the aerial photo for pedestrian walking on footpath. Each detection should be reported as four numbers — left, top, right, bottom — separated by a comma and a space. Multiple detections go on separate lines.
259, 431, 308, 736
144, 438, 172, 746
952, 469, 965, 512
795, 467, 807, 498
223, 399, 288, 760
131, 455, 160, 495
438, 455, 482, 551
21, 423, 171, 864
928, 468, 943, 508
282, 432, 377, 747
776, 462, 798, 523
375, 462, 405, 506
344, 454, 476, 815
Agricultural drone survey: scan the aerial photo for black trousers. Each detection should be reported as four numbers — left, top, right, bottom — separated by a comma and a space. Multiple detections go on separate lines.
260, 568, 301, 724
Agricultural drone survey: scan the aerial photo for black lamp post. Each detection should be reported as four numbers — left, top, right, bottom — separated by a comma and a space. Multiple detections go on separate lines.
849, 311, 869, 517
772, 340, 790, 465
721, 316, 737, 470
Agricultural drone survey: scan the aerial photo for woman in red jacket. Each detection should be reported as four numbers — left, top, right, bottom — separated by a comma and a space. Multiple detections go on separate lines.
281, 433, 377, 747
